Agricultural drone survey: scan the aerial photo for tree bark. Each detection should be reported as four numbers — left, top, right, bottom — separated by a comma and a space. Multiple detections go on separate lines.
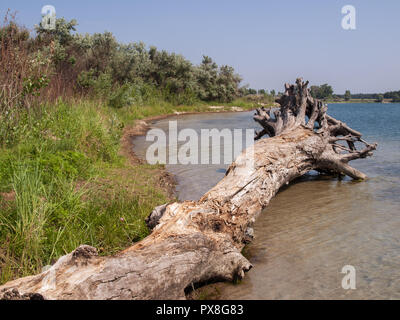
0, 78, 377, 300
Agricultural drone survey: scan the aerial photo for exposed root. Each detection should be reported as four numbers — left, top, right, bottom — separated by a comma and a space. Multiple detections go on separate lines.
254, 78, 377, 179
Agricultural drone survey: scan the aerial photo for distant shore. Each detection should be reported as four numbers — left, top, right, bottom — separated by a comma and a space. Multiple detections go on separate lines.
326, 99, 394, 104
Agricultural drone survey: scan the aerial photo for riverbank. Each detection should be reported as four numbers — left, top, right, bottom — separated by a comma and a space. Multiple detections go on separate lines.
0, 97, 257, 285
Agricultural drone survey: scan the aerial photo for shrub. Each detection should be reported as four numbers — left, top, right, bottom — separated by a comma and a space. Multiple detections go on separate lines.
108, 83, 134, 109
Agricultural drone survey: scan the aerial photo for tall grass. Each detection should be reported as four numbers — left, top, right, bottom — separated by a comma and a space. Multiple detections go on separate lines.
0, 99, 171, 284
1, 163, 48, 277
0, 157, 160, 283
0, 12, 55, 147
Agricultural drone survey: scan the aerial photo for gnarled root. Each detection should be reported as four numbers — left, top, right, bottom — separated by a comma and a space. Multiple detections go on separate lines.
254, 78, 377, 180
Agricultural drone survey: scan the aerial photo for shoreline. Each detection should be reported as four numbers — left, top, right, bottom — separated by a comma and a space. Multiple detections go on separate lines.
121, 106, 258, 300
121, 106, 257, 199
326, 101, 394, 104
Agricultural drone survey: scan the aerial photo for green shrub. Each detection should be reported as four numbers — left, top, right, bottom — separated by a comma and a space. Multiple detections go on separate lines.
108, 83, 134, 109
77, 70, 113, 98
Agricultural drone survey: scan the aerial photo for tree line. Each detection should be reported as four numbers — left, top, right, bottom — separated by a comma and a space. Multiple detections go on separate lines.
308, 84, 400, 102
2, 12, 398, 119
1, 15, 246, 115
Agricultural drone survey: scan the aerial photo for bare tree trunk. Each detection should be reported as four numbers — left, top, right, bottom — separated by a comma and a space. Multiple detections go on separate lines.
0, 79, 377, 300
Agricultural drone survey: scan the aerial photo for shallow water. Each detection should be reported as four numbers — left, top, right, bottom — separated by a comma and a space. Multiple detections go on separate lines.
133, 111, 259, 201
133, 104, 400, 299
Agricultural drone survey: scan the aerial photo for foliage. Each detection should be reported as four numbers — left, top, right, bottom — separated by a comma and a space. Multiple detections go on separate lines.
0, 100, 168, 284
310, 84, 334, 100
36, 17, 77, 45
392, 94, 400, 102
22, 16, 243, 104
344, 90, 351, 101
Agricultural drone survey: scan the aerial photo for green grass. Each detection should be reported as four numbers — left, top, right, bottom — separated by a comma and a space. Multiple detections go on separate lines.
0, 99, 164, 284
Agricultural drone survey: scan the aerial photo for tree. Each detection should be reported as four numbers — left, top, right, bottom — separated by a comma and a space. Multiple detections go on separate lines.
310, 84, 333, 100
344, 90, 351, 101
0, 79, 377, 300
35, 17, 77, 45
270, 90, 276, 97
215, 65, 242, 102
196, 55, 241, 102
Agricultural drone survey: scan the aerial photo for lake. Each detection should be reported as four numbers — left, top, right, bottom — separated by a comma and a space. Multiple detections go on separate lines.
133, 103, 400, 299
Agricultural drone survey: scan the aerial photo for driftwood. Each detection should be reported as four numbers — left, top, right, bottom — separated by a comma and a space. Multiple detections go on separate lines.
0, 78, 377, 300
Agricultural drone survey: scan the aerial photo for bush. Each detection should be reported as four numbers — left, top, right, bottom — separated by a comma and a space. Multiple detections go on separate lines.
77, 70, 113, 97
2, 14, 244, 115
108, 83, 134, 109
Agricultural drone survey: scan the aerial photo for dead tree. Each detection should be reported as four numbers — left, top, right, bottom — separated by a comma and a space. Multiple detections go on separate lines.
0, 78, 377, 300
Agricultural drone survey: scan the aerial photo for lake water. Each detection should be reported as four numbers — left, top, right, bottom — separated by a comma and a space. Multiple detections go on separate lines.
133, 103, 400, 299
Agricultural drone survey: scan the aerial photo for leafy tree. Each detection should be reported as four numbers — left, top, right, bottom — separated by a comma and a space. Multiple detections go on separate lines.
7, 16, 244, 105
35, 17, 77, 45
150, 49, 195, 92
215, 65, 241, 102
344, 90, 351, 101
310, 84, 334, 100
248, 88, 257, 95
196, 56, 241, 102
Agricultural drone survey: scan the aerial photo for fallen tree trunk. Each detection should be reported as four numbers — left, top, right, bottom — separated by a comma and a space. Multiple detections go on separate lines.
0, 78, 377, 300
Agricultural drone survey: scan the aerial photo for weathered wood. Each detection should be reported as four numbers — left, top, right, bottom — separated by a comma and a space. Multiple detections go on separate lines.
0, 78, 377, 300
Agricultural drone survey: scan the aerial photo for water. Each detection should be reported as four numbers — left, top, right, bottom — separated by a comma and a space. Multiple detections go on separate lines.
133, 104, 400, 299
134, 112, 259, 201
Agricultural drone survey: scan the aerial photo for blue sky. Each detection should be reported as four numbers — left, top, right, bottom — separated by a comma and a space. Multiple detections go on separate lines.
1, 0, 399, 93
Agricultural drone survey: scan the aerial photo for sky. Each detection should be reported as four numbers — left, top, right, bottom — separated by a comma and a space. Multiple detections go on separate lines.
1, 0, 399, 93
